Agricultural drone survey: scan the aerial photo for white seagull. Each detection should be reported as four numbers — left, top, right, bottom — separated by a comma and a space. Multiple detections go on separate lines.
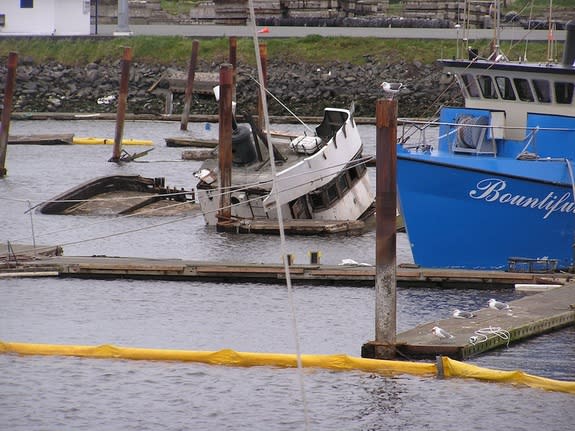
453, 309, 475, 319
380, 81, 403, 100
488, 298, 511, 311
431, 326, 454, 340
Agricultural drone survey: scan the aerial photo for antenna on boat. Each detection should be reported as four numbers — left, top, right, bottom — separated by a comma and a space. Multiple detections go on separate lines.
243, 73, 315, 135
546, 0, 556, 63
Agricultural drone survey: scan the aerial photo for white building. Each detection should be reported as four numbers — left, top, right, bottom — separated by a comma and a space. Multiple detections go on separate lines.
0, 0, 91, 36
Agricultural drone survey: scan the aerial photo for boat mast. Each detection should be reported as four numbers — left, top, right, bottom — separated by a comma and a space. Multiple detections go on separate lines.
547, 0, 556, 63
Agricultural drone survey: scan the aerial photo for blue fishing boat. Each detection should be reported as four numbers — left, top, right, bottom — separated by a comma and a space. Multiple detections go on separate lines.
397, 19, 575, 270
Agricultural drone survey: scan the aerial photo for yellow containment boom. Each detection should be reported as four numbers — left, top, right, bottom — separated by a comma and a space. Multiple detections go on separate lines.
73, 137, 153, 146
1, 341, 574, 395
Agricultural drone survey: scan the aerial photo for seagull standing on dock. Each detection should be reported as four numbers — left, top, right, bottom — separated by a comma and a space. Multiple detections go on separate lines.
488, 298, 512, 311
431, 326, 454, 340
453, 309, 475, 319
380, 81, 403, 100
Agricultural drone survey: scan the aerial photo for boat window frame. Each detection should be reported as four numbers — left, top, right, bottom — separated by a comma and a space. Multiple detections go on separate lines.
532, 79, 552, 103
460, 73, 481, 98
307, 156, 367, 212
476, 74, 499, 99
494, 76, 516, 100
555, 81, 574, 104
337, 171, 350, 195
513, 78, 535, 102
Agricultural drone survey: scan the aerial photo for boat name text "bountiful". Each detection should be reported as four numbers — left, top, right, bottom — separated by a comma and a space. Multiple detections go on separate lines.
469, 178, 573, 219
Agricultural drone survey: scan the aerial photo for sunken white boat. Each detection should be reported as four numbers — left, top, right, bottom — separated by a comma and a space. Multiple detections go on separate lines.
194, 107, 375, 226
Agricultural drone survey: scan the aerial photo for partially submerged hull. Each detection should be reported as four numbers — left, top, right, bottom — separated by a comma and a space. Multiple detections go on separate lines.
195, 107, 375, 226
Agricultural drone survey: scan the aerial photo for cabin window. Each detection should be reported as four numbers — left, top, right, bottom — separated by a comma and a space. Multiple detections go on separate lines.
461, 74, 480, 98
495, 76, 516, 100
513, 78, 535, 102
20, 0, 33, 7
309, 190, 326, 210
348, 165, 359, 183
327, 184, 339, 204
555, 82, 574, 104
532, 79, 551, 103
337, 174, 350, 195
477, 75, 498, 99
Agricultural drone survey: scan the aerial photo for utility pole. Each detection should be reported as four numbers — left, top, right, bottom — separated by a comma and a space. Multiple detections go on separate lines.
114, 0, 132, 36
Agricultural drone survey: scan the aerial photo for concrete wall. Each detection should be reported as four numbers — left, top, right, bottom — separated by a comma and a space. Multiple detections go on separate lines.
0, 0, 91, 36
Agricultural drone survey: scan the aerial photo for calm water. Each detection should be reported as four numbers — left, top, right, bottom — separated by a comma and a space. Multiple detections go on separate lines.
1, 120, 574, 430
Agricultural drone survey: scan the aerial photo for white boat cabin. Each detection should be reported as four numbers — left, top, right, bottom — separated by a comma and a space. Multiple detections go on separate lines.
443, 60, 575, 141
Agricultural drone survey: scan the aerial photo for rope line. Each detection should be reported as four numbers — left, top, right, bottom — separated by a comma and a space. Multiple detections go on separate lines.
248, 1, 310, 428
469, 326, 511, 347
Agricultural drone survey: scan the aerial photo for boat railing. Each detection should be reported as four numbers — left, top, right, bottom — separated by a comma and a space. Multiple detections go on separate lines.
402, 116, 575, 161
398, 118, 440, 152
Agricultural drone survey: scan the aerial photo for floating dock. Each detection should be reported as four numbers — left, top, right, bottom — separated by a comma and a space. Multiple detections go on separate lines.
1, 255, 571, 289
393, 285, 575, 360
2, 254, 573, 360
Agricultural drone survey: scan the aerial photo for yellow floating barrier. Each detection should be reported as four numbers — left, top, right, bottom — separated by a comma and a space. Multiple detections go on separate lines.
0, 341, 434, 376
441, 356, 575, 395
73, 137, 153, 146
1, 340, 574, 394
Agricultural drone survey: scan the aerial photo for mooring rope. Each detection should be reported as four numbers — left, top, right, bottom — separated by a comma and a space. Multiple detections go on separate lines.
469, 326, 511, 347
248, 1, 310, 428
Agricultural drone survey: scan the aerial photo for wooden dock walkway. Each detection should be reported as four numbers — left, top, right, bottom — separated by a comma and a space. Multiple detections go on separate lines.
1, 255, 571, 289
394, 285, 575, 360
3, 254, 574, 361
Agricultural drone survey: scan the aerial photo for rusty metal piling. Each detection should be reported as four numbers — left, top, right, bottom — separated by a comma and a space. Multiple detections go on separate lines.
111, 46, 132, 162
362, 98, 398, 360
229, 37, 237, 101
217, 64, 233, 223
180, 40, 200, 131
0, 52, 18, 177
257, 43, 268, 131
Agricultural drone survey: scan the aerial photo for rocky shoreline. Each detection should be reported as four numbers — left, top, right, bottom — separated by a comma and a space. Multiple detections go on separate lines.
4, 57, 462, 120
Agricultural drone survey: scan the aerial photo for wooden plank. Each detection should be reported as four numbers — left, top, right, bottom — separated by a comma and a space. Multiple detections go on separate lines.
396, 285, 575, 360
194, 264, 306, 275
75, 263, 185, 272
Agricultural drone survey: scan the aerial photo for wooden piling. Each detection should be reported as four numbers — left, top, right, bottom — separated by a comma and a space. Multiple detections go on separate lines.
111, 46, 132, 162
217, 64, 234, 223
362, 98, 398, 360
229, 36, 237, 101
180, 40, 200, 131
0, 52, 18, 177
257, 43, 268, 131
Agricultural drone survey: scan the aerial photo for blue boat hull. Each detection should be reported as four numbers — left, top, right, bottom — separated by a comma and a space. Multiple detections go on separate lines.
397, 154, 574, 270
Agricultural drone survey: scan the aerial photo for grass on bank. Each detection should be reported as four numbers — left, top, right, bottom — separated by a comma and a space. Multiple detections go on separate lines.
0, 36, 556, 67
